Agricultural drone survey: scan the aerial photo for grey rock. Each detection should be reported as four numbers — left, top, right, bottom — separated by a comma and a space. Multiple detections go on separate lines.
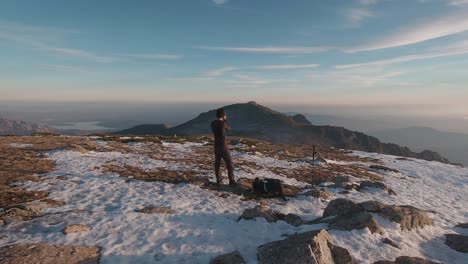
136, 206, 176, 214
445, 234, 468, 253
329, 211, 383, 234
455, 222, 468, 228
373, 256, 443, 264
209, 251, 246, 264
358, 181, 397, 195
382, 238, 400, 249
378, 205, 433, 231
257, 229, 354, 264
282, 213, 304, 227
323, 199, 363, 218
238, 205, 279, 223
304, 188, 333, 200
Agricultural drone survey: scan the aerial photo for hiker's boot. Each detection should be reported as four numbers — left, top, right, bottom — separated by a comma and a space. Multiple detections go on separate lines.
229, 180, 237, 187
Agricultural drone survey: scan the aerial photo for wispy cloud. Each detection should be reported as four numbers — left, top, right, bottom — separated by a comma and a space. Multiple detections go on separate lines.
199, 46, 333, 54
212, 0, 228, 6
255, 64, 320, 70
448, 0, 468, 6
349, 10, 468, 52
124, 53, 183, 60
308, 67, 406, 87
39, 64, 87, 72
204, 66, 238, 77
357, 0, 379, 5
336, 43, 468, 69
48, 47, 117, 63
0, 21, 118, 63
344, 8, 375, 26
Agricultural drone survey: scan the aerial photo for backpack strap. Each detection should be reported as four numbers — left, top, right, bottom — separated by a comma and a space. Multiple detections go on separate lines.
262, 179, 268, 193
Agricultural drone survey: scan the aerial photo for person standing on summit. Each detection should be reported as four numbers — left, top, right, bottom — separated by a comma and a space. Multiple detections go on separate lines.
211, 108, 235, 186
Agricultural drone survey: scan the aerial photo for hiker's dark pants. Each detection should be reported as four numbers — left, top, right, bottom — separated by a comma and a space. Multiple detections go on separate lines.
215, 150, 234, 183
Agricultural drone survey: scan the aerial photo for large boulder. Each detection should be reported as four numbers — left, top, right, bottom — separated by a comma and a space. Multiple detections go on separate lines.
373, 256, 442, 264
329, 211, 382, 234
238, 204, 279, 223
257, 229, 354, 264
323, 199, 363, 218
0, 243, 100, 264
378, 205, 433, 231
304, 188, 333, 200
445, 234, 468, 253
323, 199, 433, 231
209, 251, 246, 264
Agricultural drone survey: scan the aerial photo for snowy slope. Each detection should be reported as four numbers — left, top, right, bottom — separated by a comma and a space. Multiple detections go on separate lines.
0, 138, 467, 264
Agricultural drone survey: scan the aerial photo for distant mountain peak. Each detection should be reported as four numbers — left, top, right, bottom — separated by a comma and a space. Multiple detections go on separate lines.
290, 114, 311, 126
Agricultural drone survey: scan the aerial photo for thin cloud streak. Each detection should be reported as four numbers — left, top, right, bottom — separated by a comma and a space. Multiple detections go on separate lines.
336, 46, 468, 69
204, 66, 238, 77
349, 11, 468, 52
125, 54, 183, 60
255, 64, 320, 70
200, 46, 333, 54
344, 8, 375, 26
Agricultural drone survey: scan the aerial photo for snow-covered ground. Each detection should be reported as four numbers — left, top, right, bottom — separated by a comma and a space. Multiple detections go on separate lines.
0, 140, 467, 263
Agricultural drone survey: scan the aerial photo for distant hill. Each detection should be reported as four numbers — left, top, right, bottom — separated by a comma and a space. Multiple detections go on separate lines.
371, 126, 468, 166
115, 102, 450, 163
0, 118, 58, 136
115, 124, 172, 135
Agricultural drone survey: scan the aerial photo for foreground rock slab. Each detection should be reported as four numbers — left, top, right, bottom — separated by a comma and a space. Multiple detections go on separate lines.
257, 229, 354, 264
373, 256, 442, 264
445, 234, 468, 253
209, 250, 246, 264
0, 243, 100, 264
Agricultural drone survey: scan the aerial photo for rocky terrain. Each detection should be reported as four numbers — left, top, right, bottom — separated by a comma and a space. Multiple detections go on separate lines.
0, 134, 466, 263
115, 102, 450, 164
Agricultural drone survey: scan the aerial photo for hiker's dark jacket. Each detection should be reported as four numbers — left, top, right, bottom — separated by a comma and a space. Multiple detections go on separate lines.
211, 119, 231, 154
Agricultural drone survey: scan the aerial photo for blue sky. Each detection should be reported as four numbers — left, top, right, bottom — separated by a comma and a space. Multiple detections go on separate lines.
1, 0, 467, 115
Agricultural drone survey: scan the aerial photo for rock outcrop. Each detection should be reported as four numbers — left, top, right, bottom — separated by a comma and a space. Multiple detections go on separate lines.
115, 102, 450, 163
256, 229, 354, 264
323, 199, 433, 231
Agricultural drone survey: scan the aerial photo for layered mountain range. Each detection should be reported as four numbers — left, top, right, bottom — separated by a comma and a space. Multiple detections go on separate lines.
0, 118, 58, 136
115, 102, 450, 163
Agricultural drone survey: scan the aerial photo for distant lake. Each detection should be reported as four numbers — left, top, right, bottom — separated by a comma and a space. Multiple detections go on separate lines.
51, 121, 115, 131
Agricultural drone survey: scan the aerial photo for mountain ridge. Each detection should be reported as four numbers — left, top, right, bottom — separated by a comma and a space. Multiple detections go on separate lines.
114, 102, 450, 164
0, 117, 58, 136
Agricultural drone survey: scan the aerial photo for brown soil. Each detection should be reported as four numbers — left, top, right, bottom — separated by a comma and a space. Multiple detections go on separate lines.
0, 243, 100, 264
